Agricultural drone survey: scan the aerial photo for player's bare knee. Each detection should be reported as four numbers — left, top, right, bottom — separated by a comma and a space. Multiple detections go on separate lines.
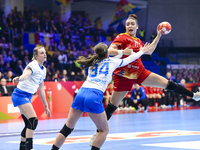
98, 126, 109, 134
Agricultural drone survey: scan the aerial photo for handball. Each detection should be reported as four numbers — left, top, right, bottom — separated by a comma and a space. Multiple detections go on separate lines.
158, 21, 171, 35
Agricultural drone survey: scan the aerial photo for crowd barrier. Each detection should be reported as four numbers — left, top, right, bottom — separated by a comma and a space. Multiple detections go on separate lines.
0, 81, 200, 121
0, 81, 84, 121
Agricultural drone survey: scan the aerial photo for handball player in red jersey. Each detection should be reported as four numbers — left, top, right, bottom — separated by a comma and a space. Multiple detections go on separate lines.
89, 14, 200, 145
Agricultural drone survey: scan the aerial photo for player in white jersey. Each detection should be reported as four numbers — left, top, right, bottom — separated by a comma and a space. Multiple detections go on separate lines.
51, 42, 151, 150
11, 46, 50, 150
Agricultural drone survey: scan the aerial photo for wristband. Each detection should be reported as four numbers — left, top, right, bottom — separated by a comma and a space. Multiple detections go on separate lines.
118, 50, 123, 56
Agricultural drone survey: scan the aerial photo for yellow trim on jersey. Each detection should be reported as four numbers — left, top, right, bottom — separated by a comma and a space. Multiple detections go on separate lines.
122, 33, 138, 40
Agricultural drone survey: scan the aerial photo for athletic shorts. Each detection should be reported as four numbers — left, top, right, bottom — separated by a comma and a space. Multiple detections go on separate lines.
71, 87, 104, 114
113, 69, 151, 91
11, 88, 33, 107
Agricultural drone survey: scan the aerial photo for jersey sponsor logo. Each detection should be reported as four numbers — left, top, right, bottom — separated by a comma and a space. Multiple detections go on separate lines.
25, 98, 29, 101
127, 39, 132, 42
127, 64, 139, 69
89, 78, 106, 85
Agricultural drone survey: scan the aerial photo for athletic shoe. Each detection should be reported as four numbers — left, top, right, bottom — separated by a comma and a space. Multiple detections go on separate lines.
167, 105, 171, 108
144, 108, 148, 113
129, 106, 135, 110
186, 104, 190, 107
117, 107, 121, 111
89, 131, 98, 146
135, 108, 140, 113
124, 107, 130, 110
193, 92, 200, 101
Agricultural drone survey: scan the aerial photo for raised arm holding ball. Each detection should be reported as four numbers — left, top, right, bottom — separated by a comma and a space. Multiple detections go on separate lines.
89, 14, 200, 146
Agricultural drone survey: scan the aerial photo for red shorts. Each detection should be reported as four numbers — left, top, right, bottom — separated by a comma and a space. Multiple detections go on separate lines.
113, 69, 151, 91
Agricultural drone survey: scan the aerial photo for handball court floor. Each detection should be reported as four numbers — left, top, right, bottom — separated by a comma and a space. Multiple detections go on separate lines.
1, 106, 200, 150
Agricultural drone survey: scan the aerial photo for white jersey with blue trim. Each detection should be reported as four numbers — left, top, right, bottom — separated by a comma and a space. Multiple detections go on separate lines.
82, 57, 122, 92
82, 51, 144, 92
17, 60, 46, 94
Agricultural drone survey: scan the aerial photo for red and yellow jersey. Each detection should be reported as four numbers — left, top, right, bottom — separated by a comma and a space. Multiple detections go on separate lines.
112, 33, 145, 79
142, 86, 149, 95
147, 86, 154, 94
152, 87, 163, 94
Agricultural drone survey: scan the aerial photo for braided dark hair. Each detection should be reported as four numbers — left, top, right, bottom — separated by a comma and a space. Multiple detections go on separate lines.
77, 42, 108, 69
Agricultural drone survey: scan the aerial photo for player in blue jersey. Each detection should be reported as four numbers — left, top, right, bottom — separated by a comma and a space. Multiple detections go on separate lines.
51, 42, 151, 150
12, 46, 51, 150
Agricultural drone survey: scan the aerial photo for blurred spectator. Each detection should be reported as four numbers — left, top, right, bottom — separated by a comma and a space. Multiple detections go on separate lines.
50, 20, 58, 33
3, 23, 10, 42
58, 41, 65, 51
0, 71, 3, 79
5, 70, 14, 82
0, 78, 9, 96
15, 60, 23, 75
60, 69, 69, 82
188, 77, 195, 83
163, 72, 176, 107
55, 18, 63, 34
45, 67, 52, 81
1, 37, 9, 49
71, 57, 81, 75
166, 72, 176, 82
138, 27, 146, 42
76, 69, 86, 81
69, 71, 76, 81
106, 26, 115, 36
35, 19, 42, 32
150, 30, 157, 42
4, 62, 12, 73
129, 84, 148, 113
177, 79, 189, 107
58, 51, 67, 70
94, 16, 102, 31
0, 59, 5, 73
13, 28, 21, 47
52, 72, 60, 82
9, 54, 17, 72
22, 55, 30, 68
116, 21, 125, 34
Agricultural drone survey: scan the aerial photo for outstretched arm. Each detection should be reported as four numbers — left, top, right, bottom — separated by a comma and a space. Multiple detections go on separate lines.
12, 67, 32, 83
108, 44, 133, 56
146, 27, 162, 55
120, 43, 151, 67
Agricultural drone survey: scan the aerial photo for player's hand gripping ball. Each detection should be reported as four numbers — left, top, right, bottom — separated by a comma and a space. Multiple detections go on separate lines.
158, 21, 172, 35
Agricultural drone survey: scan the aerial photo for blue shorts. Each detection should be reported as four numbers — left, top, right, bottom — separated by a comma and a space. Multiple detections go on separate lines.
11, 88, 33, 107
71, 87, 104, 114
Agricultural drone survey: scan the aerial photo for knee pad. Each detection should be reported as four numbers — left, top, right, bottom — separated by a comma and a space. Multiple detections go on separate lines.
166, 80, 193, 97
22, 114, 29, 127
21, 114, 29, 137
60, 124, 73, 138
166, 81, 178, 91
21, 127, 26, 138
105, 102, 118, 120
27, 117, 38, 130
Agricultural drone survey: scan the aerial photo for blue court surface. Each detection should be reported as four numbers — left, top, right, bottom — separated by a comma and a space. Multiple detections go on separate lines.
1, 108, 200, 150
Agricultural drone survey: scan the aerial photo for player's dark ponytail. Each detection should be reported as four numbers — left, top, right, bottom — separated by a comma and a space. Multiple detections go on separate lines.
77, 42, 108, 69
